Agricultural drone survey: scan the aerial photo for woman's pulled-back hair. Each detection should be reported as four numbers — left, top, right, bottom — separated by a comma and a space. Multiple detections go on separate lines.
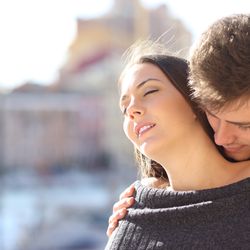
119, 40, 214, 182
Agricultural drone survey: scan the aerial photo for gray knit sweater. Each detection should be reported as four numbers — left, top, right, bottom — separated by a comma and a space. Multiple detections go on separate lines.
105, 178, 250, 249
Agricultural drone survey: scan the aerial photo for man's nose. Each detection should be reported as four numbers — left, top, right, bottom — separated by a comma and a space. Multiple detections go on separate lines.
214, 122, 236, 146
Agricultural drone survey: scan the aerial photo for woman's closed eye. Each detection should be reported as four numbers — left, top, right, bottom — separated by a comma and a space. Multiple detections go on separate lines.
144, 89, 159, 96
120, 89, 159, 115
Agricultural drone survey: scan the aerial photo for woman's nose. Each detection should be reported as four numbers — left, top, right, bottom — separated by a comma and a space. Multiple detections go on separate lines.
127, 101, 144, 119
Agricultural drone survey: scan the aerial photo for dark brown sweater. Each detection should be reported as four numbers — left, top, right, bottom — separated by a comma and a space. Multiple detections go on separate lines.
105, 178, 250, 249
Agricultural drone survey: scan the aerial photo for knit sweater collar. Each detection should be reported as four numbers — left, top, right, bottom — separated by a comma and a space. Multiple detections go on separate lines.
133, 177, 250, 209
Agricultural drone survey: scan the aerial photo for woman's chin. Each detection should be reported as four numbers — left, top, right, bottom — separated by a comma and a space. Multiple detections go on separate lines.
139, 143, 159, 159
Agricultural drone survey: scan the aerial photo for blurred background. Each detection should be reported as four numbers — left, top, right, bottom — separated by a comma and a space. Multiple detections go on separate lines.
0, 0, 249, 249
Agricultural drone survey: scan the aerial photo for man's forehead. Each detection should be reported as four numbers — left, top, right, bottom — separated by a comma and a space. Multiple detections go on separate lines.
206, 102, 250, 125
206, 98, 250, 115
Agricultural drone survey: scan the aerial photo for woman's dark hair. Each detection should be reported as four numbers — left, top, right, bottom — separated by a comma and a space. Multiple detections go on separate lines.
119, 40, 215, 182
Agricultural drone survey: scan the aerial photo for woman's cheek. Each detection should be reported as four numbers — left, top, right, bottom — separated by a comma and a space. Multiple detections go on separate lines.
123, 119, 135, 142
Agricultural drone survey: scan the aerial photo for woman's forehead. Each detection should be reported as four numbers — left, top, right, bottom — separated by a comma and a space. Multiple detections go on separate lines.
120, 63, 166, 90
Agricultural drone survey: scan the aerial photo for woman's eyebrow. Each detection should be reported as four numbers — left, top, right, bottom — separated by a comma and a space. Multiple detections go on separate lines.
120, 78, 161, 102
136, 78, 161, 89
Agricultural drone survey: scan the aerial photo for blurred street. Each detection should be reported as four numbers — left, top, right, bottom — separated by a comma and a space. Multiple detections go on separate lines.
1, 169, 135, 250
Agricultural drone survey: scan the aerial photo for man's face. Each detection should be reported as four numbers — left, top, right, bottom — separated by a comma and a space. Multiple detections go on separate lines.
206, 102, 250, 161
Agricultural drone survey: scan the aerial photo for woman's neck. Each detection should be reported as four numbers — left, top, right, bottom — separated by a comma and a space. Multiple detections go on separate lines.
152, 122, 250, 191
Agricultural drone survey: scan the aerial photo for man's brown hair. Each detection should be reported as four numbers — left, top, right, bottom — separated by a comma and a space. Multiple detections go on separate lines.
189, 14, 250, 112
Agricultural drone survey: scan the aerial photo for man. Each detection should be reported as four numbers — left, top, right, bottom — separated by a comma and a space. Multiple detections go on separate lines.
107, 13, 250, 236
189, 13, 250, 162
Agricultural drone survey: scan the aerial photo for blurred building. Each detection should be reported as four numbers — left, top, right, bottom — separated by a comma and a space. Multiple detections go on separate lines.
0, 0, 192, 174
0, 89, 106, 171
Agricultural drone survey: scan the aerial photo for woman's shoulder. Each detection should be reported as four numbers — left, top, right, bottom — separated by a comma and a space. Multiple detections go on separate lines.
140, 177, 168, 189
232, 162, 250, 183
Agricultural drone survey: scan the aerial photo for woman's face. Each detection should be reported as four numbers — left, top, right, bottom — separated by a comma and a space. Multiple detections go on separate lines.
119, 63, 195, 158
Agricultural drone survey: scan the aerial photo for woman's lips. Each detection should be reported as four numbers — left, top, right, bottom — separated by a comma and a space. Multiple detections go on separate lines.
135, 123, 156, 138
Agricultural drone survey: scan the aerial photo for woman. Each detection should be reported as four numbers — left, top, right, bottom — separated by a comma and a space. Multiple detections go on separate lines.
105, 41, 250, 249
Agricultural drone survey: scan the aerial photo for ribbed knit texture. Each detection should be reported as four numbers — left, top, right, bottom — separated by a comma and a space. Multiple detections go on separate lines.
105, 178, 250, 249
